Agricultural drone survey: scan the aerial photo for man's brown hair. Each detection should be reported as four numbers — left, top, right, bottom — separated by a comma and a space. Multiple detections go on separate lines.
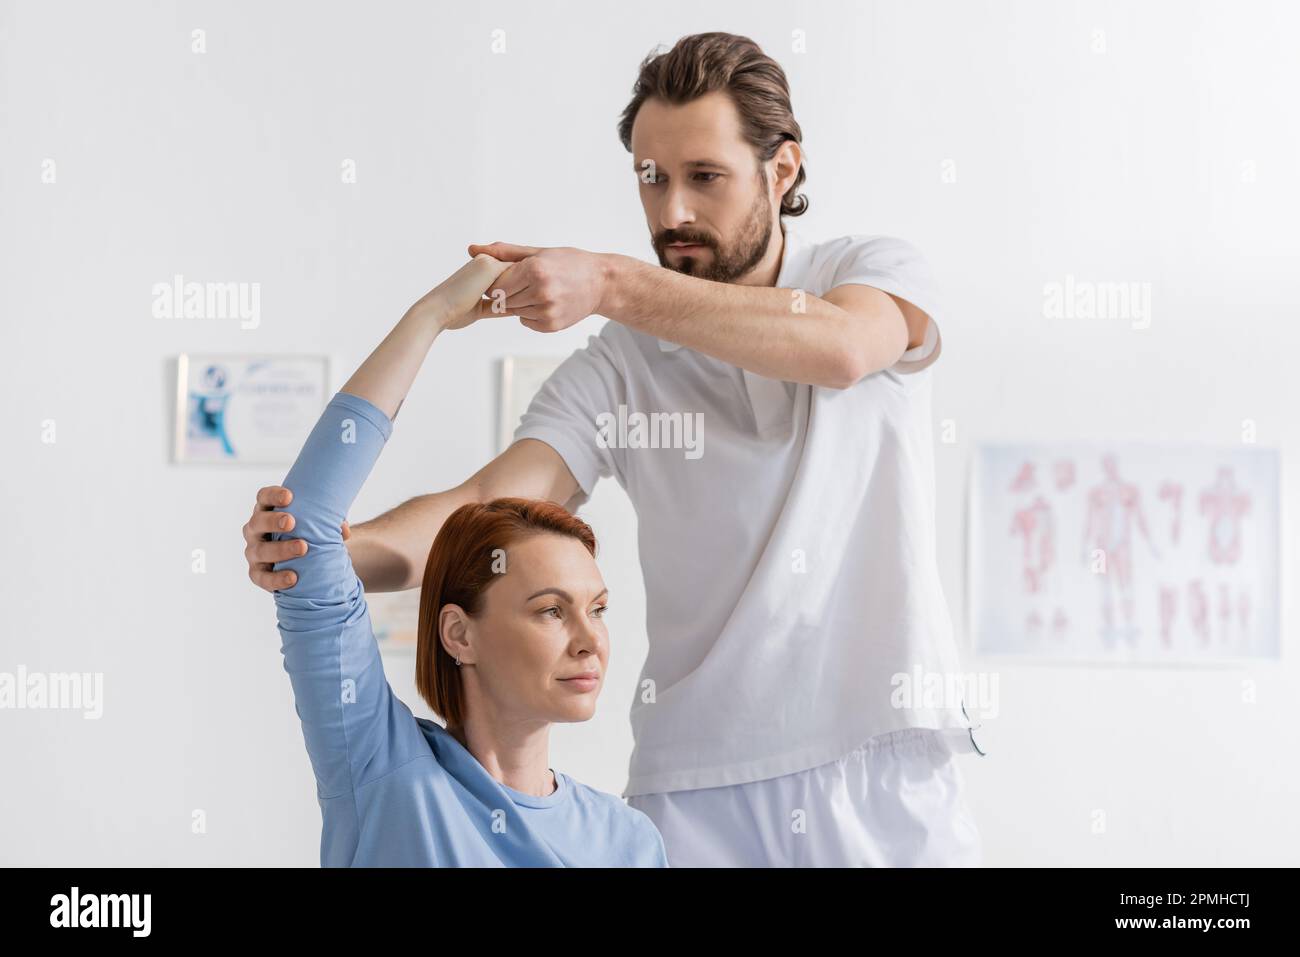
617, 32, 808, 217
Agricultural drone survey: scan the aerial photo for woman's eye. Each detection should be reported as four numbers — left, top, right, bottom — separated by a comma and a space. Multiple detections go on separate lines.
542, 606, 561, 618
591, 605, 608, 618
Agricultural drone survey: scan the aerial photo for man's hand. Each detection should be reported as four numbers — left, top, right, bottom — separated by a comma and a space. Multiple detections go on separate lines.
242, 485, 349, 592
465, 242, 608, 332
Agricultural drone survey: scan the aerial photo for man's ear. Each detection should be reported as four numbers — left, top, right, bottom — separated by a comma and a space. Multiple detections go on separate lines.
770, 140, 802, 200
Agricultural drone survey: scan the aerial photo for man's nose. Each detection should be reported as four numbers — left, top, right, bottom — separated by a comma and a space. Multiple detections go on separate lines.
657, 184, 694, 231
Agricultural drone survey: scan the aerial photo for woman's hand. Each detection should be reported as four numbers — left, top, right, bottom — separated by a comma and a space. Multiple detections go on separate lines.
462, 243, 609, 332
340, 254, 515, 419
409, 253, 513, 331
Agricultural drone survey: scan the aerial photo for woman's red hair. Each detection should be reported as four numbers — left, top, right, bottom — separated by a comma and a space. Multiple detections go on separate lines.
415, 497, 597, 729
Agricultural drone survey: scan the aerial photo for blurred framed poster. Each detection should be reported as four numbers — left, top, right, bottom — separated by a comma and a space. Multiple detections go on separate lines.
497, 355, 566, 453
173, 354, 330, 465
369, 588, 421, 655
969, 442, 1280, 664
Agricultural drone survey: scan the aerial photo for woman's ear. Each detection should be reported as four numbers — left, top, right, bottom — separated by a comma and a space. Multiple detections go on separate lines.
438, 604, 473, 665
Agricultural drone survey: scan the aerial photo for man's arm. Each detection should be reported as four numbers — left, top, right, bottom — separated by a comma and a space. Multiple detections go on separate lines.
244, 437, 579, 594
599, 254, 923, 389
341, 437, 577, 592
463, 241, 929, 390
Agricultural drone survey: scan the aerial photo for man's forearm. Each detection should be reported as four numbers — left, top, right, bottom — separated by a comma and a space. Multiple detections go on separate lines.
346, 485, 480, 592
597, 252, 881, 389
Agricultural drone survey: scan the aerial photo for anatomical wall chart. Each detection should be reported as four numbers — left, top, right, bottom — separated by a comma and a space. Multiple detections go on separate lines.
969, 444, 1280, 663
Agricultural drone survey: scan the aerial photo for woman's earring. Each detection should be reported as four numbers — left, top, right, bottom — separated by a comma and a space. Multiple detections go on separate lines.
455, 656, 461, 667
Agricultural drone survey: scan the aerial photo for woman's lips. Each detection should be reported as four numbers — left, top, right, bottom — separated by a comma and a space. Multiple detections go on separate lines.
559, 676, 600, 691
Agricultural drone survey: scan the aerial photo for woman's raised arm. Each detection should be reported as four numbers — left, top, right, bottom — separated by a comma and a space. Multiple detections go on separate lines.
269, 255, 510, 827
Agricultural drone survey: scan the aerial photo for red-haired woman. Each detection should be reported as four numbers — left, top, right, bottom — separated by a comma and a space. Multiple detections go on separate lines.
270, 255, 667, 867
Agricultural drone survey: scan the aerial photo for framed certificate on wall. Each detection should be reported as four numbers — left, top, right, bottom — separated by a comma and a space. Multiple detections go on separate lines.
497, 354, 566, 454
173, 354, 330, 465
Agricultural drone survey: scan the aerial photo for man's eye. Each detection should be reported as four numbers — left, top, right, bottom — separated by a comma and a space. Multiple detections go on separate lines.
694, 172, 719, 183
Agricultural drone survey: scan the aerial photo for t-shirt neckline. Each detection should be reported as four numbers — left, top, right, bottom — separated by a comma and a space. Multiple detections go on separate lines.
499, 768, 567, 808
434, 722, 569, 808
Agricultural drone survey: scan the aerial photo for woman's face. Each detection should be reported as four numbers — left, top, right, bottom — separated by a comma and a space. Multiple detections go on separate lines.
447, 533, 610, 725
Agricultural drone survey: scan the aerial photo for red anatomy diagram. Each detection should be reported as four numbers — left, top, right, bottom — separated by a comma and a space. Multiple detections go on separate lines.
1007, 453, 1255, 652
1007, 459, 1073, 644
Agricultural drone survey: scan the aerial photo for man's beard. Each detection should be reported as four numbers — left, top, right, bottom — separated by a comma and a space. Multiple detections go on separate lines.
652, 183, 774, 284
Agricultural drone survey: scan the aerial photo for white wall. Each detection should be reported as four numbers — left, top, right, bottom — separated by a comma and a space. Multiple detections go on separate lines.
1, 0, 1296, 866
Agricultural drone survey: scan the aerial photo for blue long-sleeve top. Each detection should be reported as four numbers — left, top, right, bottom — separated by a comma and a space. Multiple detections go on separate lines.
271, 390, 668, 867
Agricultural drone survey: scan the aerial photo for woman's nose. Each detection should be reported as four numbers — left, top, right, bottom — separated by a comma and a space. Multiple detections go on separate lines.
571, 615, 605, 651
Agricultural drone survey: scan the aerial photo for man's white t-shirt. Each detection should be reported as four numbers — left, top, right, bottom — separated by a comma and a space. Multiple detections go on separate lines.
513, 224, 976, 797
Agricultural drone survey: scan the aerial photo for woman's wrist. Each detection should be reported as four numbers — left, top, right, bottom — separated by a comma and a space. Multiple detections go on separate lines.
403, 297, 451, 335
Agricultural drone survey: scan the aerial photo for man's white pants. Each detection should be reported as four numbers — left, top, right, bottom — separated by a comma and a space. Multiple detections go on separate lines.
626, 728, 983, 867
